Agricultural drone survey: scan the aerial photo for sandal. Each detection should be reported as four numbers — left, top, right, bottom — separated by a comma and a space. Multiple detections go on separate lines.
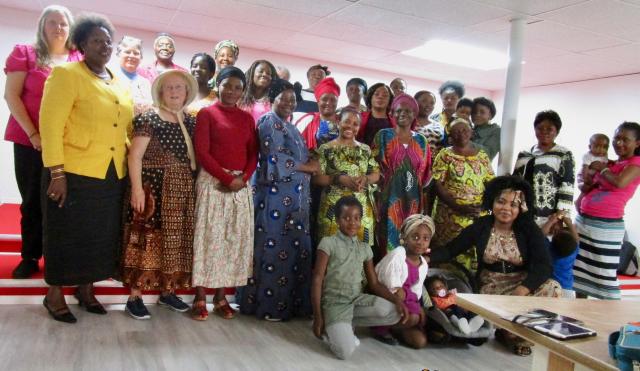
495, 329, 533, 357
74, 290, 107, 315
191, 300, 209, 321
214, 298, 235, 319
43, 297, 77, 324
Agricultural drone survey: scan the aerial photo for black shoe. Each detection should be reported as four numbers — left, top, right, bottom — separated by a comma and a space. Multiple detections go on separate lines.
74, 291, 107, 315
43, 297, 77, 324
125, 297, 151, 320
158, 293, 190, 312
12, 259, 39, 279
374, 333, 399, 346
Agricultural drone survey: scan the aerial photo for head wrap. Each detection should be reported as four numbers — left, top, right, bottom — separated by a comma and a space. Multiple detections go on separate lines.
307, 64, 330, 77
268, 78, 294, 104
314, 77, 340, 101
216, 66, 246, 87
214, 39, 239, 59
449, 117, 472, 130
151, 70, 199, 171
390, 93, 419, 129
347, 77, 367, 94
400, 214, 436, 241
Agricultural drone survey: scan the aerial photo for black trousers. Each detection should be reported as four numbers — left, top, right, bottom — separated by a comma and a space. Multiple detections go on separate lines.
13, 143, 43, 261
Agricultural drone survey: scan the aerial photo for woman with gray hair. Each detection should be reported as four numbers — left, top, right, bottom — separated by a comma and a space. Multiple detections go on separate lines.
3, 4, 81, 279
138, 33, 187, 82
113, 35, 152, 115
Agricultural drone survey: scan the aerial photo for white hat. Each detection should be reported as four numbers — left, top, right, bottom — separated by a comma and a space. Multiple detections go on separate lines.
151, 69, 198, 110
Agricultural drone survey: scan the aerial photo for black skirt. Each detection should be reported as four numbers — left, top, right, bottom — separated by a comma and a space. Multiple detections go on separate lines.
42, 162, 125, 286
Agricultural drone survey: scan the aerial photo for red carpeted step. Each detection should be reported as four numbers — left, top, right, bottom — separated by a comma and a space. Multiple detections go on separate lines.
0, 203, 21, 237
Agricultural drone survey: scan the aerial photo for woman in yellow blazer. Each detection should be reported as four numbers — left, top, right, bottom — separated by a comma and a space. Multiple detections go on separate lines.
39, 14, 133, 323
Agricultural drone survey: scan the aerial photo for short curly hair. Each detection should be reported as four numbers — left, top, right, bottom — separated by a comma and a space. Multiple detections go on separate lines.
482, 175, 534, 224
438, 80, 465, 98
533, 110, 562, 132
334, 195, 363, 219
365, 82, 393, 111
71, 13, 115, 54
472, 97, 496, 119
456, 98, 473, 110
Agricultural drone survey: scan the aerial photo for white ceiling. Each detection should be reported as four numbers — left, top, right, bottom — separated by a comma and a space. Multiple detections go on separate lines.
3, 0, 640, 90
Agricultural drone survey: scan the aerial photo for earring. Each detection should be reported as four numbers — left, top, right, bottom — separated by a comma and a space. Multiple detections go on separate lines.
399, 238, 405, 245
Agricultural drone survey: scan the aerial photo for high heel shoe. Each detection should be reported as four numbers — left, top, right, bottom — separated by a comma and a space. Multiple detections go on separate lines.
74, 291, 107, 315
43, 297, 77, 323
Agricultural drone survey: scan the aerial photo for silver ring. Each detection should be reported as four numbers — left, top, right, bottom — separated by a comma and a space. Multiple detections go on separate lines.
49, 193, 56, 197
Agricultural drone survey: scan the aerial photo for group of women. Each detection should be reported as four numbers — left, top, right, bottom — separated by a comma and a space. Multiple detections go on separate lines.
4, 5, 640, 357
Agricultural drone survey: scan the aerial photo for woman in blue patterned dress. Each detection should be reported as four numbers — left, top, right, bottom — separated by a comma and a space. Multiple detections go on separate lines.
240, 79, 320, 321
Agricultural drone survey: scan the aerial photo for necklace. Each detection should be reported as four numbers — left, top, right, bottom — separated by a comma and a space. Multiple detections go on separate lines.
491, 227, 515, 244
86, 62, 110, 80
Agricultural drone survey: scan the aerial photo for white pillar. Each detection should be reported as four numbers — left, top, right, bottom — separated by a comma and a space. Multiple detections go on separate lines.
498, 17, 526, 175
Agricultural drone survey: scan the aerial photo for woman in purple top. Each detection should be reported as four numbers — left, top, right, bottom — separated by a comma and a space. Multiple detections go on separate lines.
3, 5, 82, 278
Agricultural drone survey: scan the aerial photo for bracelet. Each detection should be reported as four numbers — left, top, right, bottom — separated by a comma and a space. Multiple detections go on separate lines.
600, 168, 610, 175
50, 168, 65, 174
51, 175, 65, 180
28, 131, 38, 138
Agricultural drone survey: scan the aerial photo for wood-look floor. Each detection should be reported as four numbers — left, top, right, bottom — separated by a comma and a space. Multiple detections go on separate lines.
0, 304, 531, 371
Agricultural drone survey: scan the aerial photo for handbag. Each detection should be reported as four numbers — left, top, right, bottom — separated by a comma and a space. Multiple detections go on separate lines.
609, 323, 640, 371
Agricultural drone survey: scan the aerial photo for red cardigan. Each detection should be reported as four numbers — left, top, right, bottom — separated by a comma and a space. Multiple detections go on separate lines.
356, 111, 395, 143
195, 102, 258, 186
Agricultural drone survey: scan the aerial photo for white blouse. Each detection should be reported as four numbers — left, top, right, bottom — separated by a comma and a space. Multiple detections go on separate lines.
375, 246, 428, 299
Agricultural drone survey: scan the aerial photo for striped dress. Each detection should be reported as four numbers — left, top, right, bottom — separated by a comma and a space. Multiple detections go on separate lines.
573, 155, 640, 299
373, 129, 431, 258
513, 144, 575, 227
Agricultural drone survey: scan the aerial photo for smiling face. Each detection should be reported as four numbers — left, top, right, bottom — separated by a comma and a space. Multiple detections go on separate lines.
417, 93, 435, 118
338, 111, 361, 141
318, 93, 338, 118
535, 120, 559, 148
589, 136, 609, 157
216, 46, 236, 70
272, 89, 296, 120
190, 55, 214, 86
253, 62, 273, 90
307, 68, 326, 90
371, 86, 391, 111
161, 74, 188, 110
154, 36, 175, 63
612, 128, 639, 159
81, 26, 113, 69
336, 204, 362, 238
393, 102, 415, 128
404, 224, 432, 257
492, 190, 522, 226
218, 76, 244, 106
118, 42, 142, 73
43, 11, 70, 47
472, 104, 492, 126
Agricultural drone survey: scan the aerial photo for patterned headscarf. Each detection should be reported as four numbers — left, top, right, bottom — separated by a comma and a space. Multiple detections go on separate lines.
214, 39, 239, 59
314, 77, 340, 101
400, 214, 436, 241
391, 93, 419, 129
500, 189, 529, 213
449, 117, 472, 130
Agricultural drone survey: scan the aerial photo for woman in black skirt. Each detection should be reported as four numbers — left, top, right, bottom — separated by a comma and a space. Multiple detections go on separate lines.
39, 14, 134, 323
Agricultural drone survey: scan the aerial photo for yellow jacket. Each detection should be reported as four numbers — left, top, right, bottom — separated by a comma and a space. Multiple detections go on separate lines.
40, 61, 133, 179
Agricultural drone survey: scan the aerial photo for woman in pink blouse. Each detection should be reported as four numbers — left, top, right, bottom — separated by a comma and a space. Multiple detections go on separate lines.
3, 5, 81, 279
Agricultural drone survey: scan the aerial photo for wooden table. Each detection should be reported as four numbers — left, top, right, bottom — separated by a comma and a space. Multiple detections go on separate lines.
456, 294, 639, 371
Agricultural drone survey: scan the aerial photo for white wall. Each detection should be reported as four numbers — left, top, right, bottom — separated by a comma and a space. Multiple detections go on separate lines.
0, 6, 491, 203
493, 74, 640, 244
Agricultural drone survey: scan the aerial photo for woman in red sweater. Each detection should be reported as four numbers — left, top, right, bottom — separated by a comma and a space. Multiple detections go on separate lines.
192, 66, 258, 321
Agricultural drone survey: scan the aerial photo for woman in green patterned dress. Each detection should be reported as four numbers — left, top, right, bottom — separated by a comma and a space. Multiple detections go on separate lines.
313, 108, 380, 245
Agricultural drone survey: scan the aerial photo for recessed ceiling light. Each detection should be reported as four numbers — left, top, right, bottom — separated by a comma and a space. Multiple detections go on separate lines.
402, 39, 512, 71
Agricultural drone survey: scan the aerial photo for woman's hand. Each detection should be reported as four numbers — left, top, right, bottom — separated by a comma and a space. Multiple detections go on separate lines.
130, 187, 146, 214
46, 176, 67, 208
511, 285, 531, 296
395, 301, 410, 324
306, 159, 320, 174
227, 176, 246, 192
313, 316, 325, 339
29, 133, 42, 151
394, 288, 406, 301
337, 175, 359, 192
456, 204, 481, 216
